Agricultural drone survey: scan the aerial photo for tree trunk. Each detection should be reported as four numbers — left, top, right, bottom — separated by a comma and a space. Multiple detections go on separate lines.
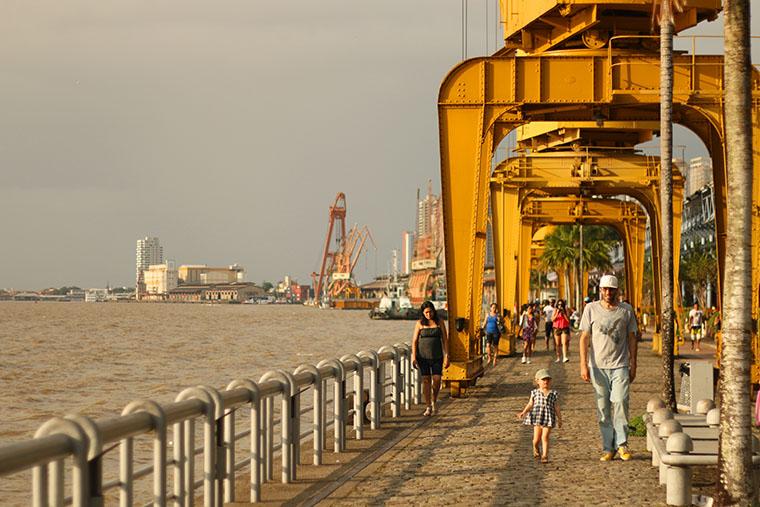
716, 0, 753, 503
659, 0, 676, 410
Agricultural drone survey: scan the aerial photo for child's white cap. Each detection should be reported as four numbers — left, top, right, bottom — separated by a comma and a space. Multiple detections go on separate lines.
535, 368, 551, 380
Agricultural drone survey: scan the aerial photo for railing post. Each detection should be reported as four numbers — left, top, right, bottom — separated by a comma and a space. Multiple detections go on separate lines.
196, 386, 224, 507
172, 418, 185, 506
121, 400, 167, 507
259, 370, 296, 483
222, 404, 236, 504
227, 379, 262, 503
340, 354, 364, 440
182, 419, 195, 506
264, 396, 273, 481
358, 351, 380, 430
391, 346, 401, 417
294, 364, 323, 465
277, 370, 298, 482
317, 358, 345, 452
177, 386, 219, 507
65, 415, 104, 507
395, 343, 412, 410
33, 417, 88, 507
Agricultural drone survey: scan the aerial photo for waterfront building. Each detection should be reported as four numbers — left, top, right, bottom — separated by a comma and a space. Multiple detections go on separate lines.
204, 282, 263, 302
410, 183, 446, 306
686, 157, 713, 198
66, 289, 86, 302
401, 231, 414, 275
85, 288, 109, 303
136, 237, 163, 299
178, 264, 245, 285
143, 263, 179, 297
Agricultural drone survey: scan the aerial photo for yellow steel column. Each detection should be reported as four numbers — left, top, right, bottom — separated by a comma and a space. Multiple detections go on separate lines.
491, 182, 521, 329
519, 219, 534, 310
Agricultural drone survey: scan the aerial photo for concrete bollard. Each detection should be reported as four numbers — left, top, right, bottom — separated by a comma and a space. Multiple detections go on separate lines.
647, 398, 666, 414
652, 407, 674, 425
657, 419, 683, 482
666, 432, 694, 506
706, 408, 720, 428
695, 399, 716, 415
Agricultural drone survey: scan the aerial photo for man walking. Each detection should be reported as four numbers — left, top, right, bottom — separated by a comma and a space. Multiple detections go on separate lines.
687, 303, 705, 352
579, 275, 638, 461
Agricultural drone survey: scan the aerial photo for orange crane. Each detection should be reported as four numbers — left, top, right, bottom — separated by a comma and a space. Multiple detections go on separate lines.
312, 193, 346, 302
328, 224, 376, 299
312, 193, 375, 303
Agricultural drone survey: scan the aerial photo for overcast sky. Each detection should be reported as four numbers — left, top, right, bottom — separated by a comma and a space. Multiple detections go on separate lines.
0, 2, 757, 289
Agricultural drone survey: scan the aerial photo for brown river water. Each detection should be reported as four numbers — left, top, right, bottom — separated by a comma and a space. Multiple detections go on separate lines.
0, 302, 412, 504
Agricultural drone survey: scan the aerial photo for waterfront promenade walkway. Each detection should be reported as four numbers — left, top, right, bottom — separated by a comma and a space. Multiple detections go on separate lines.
235, 336, 717, 506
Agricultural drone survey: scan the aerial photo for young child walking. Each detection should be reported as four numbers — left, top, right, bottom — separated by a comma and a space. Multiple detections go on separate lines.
517, 368, 562, 463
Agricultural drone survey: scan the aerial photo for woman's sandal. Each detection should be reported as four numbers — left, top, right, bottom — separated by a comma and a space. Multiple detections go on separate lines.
423, 406, 432, 417
541, 456, 549, 464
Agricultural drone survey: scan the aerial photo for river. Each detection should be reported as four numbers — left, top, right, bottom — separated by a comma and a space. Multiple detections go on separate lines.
0, 302, 413, 503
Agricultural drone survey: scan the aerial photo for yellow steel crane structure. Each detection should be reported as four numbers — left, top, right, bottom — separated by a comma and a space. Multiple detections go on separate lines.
437, 0, 760, 395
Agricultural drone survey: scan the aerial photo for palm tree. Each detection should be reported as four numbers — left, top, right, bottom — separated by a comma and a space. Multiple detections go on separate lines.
716, 0, 753, 502
680, 249, 717, 306
659, 0, 676, 411
540, 225, 615, 304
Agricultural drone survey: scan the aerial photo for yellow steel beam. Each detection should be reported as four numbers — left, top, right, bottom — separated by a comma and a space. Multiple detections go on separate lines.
439, 51, 760, 384
517, 196, 648, 311
498, 1, 721, 53
490, 152, 683, 348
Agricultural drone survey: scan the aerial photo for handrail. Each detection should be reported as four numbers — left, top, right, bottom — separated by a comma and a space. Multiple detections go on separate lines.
606, 34, 760, 100
0, 341, 416, 506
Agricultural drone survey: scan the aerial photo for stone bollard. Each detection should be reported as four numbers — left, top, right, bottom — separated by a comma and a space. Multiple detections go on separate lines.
652, 407, 674, 424
666, 432, 694, 506
650, 407, 674, 457
695, 399, 716, 415
706, 408, 720, 428
657, 419, 683, 481
647, 398, 666, 414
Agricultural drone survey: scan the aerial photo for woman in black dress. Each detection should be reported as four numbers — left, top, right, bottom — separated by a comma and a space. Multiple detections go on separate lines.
411, 301, 450, 416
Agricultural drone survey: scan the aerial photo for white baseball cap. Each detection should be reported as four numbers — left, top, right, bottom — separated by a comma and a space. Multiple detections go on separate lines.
599, 274, 618, 289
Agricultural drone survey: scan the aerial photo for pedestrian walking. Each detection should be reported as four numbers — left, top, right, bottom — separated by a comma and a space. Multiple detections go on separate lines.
520, 306, 538, 364
411, 301, 450, 416
552, 299, 571, 363
687, 303, 705, 352
517, 368, 562, 463
542, 299, 555, 351
481, 303, 503, 367
579, 274, 638, 461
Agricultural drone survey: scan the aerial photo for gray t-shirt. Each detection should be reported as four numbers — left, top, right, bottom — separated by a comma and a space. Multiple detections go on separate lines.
580, 301, 638, 369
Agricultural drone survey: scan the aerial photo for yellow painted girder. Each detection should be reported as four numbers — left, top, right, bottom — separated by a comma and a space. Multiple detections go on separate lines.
517, 196, 648, 311
498, 0, 721, 53
439, 51, 760, 383
490, 155, 678, 330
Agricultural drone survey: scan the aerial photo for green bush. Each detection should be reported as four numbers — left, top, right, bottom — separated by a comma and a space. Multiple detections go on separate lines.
628, 415, 647, 437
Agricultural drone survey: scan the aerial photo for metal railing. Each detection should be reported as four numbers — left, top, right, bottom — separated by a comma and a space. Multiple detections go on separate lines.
606, 35, 760, 99
0, 342, 420, 506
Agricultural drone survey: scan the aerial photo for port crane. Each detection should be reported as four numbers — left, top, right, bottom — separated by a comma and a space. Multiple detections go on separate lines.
312, 193, 375, 304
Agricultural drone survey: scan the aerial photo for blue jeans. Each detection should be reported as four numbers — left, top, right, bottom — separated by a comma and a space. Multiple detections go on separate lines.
590, 366, 630, 451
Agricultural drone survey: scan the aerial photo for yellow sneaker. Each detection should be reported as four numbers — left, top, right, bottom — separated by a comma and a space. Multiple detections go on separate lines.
599, 451, 615, 462
618, 444, 632, 461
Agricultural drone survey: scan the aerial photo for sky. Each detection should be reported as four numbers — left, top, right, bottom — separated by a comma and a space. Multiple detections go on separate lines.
0, 2, 757, 290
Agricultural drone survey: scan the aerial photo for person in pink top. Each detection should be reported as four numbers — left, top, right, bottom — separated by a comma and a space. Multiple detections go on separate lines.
552, 299, 571, 363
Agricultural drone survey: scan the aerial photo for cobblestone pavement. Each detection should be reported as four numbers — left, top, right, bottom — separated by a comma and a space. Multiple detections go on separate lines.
316, 336, 719, 507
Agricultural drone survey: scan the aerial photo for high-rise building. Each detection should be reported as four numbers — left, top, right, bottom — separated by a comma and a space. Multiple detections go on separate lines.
401, 231, 414, 275
143, 262, 178, 296
136, 237, 163, 288
686, 157, 713, 197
